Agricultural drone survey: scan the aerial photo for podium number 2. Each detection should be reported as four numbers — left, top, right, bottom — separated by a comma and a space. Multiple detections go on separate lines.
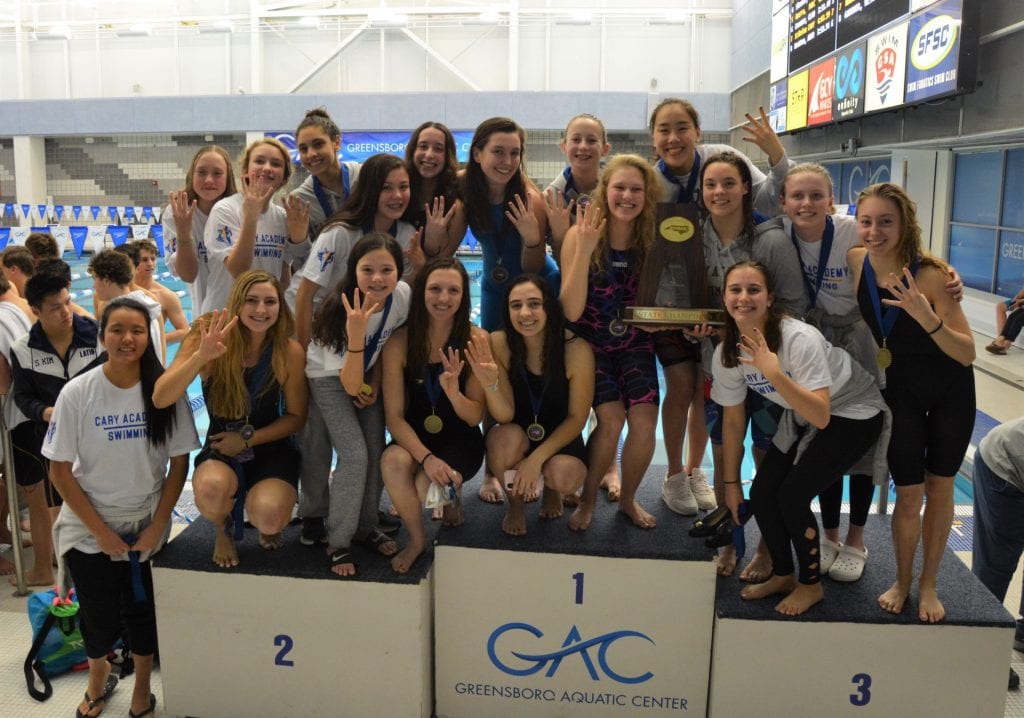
572, 572, 584, 604
274, 634, 295, 667
850, 673, 871, 706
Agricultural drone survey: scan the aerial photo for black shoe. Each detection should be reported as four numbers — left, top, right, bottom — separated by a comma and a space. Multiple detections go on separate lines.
1015, 622, 1024, 653
689, 505, 731, 538
300, 517, 327, 546
378, 510, 401, 536
1009, 667, 1020, 691
704, 518, 736, 549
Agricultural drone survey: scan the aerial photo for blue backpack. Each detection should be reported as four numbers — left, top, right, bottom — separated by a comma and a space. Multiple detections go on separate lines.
24, 588, 88, 701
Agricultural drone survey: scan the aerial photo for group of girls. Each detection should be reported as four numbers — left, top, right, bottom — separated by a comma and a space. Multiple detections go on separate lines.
47, 106, 977, 718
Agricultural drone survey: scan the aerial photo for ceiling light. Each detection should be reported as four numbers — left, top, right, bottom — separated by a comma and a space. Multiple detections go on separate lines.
116, 23, 152, 37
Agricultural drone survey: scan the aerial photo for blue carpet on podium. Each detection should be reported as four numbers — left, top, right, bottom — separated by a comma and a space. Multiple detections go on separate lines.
716, 514, 1014, 628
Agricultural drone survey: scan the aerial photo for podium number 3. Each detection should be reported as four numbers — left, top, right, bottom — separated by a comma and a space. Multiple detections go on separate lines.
850, 673, 871, 706
572, 572, 584, 604
274, 634, 295, 667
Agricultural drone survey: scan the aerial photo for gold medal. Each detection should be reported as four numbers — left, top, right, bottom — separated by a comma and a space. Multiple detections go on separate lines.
359, 383, 373, 396
424, 414, 444, 434
876, 346, 892, 369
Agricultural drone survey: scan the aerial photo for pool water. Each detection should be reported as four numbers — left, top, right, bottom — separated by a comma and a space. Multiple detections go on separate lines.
64, 252, 976, 506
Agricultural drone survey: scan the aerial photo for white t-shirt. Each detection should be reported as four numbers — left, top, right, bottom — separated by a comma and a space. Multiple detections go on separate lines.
297, 221, 418, 311
202, 194, 293, 314
42, 368, 200, 511
306, 281, 411, 378
290, 162, 362, 240
654, 143, 793, 218
711, 317, 877, 420
0, 301, 32, 430
163, 205, 212, 316
784, 213, 860, 316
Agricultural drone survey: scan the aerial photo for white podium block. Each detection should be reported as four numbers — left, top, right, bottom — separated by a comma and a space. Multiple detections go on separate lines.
432, 479, 718, 718
709, 618, 1012, 717
708, 516, 1016, 717
153, 523, 433, 718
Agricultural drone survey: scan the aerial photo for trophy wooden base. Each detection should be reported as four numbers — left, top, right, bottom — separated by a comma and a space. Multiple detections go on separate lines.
623, 306, 727, 326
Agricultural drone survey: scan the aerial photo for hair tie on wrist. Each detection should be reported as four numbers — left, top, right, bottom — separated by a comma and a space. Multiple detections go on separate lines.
928, 318, 943, 335
420, 452, 434, 467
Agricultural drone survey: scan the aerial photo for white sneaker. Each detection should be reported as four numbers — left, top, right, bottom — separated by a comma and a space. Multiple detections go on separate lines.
662, 470, 698, 515
689, 468, 717, 511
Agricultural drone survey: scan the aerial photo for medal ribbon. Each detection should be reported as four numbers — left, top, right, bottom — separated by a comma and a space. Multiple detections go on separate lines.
518, 364, 550, 429
361, 220, 398, 239
311, 164, 351, 220
656, 150, 701, 204
423, 363, 443, 415
862, 256, 921, 344
361, 294, 394, 374
791, 215, 835, 310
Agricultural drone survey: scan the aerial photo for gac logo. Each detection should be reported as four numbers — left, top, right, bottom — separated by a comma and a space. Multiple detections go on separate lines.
912, 15, 957, 70
487, 622, 655, 685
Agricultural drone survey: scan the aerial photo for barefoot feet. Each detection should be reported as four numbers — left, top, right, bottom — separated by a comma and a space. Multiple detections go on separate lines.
619, 499, 656, 529
258, 532, 283, 550
775, 582, 824, 616
568, 502, 595, 531
9, 565, 54, 587
478, 474, 504, 504
213, 530, 239, 568
878, 582, 910, 615
739, 549, 773, 583
600, 466, 621, 502
741, 574, 796, 601
716, 545, 737, 577
502, 500, 526, 536
539, 487, 563, 519
391, 541, 425, 574
918, 585, 945, 623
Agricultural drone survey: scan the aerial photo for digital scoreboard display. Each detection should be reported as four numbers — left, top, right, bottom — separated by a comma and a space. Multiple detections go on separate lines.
770, 0, 978, 134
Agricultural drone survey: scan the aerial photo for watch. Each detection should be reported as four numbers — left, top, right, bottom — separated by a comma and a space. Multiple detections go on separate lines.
239, 423, 255, 447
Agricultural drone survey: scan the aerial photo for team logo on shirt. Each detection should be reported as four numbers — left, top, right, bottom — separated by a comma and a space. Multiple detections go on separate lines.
318, 249, 335, 272
46, 421, 57, 444
216, 226, 233, 245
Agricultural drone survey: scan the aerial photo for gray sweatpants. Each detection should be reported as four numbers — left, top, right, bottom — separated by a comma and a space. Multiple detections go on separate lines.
297, 381, 333, 519
310, 375, 386, 550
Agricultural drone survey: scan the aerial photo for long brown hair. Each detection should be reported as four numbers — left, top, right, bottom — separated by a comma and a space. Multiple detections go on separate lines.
405, 257, 473, 380
589, 154, 658, 272
719, 261, 784, 369
855, 183, 946, 271
200, 270, 295, 418
460, 117, 537, 235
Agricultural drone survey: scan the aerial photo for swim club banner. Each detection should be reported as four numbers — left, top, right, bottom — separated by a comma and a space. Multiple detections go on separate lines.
267, 130, 474, 164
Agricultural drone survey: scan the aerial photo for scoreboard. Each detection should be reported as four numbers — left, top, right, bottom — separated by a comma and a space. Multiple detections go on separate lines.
768, 0, 978, 133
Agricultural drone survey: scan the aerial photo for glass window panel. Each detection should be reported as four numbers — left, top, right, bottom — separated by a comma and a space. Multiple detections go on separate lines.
867, 158, 892, 187
948, 224, 996, 292
1003, 149, 1024, 229
997, 230, 1024, 297
952, 152, 1002, 225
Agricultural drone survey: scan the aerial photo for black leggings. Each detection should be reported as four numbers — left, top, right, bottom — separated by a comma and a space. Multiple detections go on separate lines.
1003, 308, 1024, 342
818, 474, 875, 529
65, 549, 157, 659
750, 413, 883, 585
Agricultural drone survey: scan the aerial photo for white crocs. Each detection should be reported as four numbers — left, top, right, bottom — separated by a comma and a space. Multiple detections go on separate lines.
829, 544, 868, 582
819, 537, 842, 574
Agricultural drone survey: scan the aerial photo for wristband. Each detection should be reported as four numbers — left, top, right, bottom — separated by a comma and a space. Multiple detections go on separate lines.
928, 318, 944, 335
420, 452, 434, 467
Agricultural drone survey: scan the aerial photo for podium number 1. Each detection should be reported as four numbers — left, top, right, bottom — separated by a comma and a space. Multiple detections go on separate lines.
274, 634, 295, 667
850, 673, 871, 706
572, 572, 584, 604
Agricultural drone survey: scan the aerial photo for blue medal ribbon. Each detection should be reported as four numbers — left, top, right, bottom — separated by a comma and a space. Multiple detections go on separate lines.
361, 294, 394, 374
311, 164, 351, 221
561, 166, 577, 203
862, 256, 921, 341
656, 150, 701, 204
791, 215, 835, 309
423, 363, 443, 412
361, 220, 398, 239
119, 533, 147, 603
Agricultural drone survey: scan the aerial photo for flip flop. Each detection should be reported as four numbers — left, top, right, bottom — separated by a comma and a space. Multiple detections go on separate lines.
353, 530, 398, 557
128, 694, 156, 718
75, 673, 117, 718
986, 342, 1008, 355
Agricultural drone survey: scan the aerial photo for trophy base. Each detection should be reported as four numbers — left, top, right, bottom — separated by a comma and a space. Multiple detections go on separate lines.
623, 306, 727, 326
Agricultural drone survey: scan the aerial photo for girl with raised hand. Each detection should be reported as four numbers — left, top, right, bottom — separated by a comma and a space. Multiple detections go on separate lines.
164, 146, 237, 314
153, 270, 308, 568
543, 113, 612, 259
848, 183, 975, 623
461, 117, 559, 504
466, 275, 593, 536
403, 121, 467, 257
686, 152, 807, 579
291, 107, 362, 239
306, 234, 411, 577
381, 257, 486, 574
715, 262, 886, 616
294, 153, 422, 349
202, 138, 310, 314
559, 154, 660, 532
648, 99, 793, 535
45, 297, 199, 718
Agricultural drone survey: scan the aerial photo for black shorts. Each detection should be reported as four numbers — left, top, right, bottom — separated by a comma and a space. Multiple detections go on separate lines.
11, 421, 62, 507
653, 330, 702, 368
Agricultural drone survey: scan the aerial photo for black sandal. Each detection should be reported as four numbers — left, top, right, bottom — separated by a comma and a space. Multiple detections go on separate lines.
128, 694, 156, 718
329, 549, 356, 574
75, 674, 117, 718
353, 530, 397, 557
